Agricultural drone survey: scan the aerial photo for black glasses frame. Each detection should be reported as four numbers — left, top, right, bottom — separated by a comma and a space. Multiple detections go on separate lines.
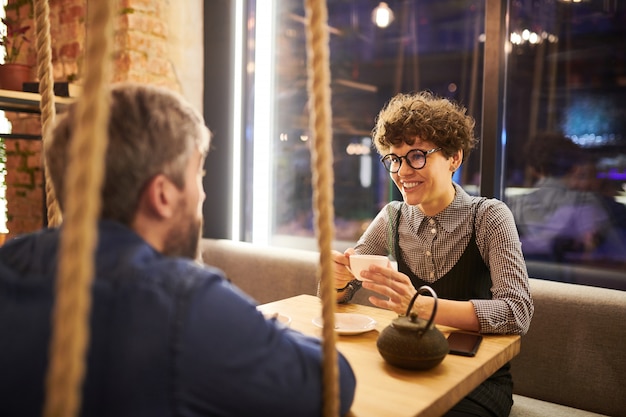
380, 147, 442, 173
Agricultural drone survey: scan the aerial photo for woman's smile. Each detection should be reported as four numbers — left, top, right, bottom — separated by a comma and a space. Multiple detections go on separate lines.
400, 180, 423, 192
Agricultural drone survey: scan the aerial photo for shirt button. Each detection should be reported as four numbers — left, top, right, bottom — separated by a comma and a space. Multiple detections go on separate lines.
429, 272, 435, 278
429, 219, 435, 225
425, 251, 431, 256
431, 228, 436, 234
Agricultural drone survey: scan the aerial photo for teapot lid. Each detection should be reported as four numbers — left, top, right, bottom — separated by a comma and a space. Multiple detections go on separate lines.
391, 312, 432, 333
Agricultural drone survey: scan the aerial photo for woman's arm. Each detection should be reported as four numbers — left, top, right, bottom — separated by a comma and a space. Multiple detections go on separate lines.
359, 200, 533, 334
474, 201, 534, 334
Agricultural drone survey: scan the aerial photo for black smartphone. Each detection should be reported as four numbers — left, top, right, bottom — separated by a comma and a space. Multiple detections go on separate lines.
447, 331, 483, 357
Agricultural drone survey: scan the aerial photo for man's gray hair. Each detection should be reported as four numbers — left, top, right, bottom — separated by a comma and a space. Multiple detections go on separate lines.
46, 83, 211, 225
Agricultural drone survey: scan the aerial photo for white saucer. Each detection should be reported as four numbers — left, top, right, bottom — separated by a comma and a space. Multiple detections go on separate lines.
312, 313, 377, 335
263, 312, 292, 327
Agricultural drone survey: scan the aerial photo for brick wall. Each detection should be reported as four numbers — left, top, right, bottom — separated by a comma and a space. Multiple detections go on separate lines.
3, 115, 43, 234
2, 0, 186, 239
114, 0, 180, 90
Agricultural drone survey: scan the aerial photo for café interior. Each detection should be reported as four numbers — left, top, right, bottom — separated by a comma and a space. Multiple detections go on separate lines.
1, 0, 625, 416
1, 1, 624, 288
201, 0, 626, 292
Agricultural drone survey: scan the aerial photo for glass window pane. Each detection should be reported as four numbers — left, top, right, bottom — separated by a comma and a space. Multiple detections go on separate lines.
504, 0, 626, 290
245, 0, 485, 251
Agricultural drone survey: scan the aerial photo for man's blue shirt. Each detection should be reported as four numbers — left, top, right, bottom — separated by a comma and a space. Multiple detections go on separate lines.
0, 221, 356, 416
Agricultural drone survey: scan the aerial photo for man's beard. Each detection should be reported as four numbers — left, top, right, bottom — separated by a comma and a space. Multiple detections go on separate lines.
162, 207, 203, 260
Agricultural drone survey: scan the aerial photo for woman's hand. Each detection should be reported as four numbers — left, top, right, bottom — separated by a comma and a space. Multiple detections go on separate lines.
361, 265, 479, 331
360, 265, 419, 316
331, 249, 356, 291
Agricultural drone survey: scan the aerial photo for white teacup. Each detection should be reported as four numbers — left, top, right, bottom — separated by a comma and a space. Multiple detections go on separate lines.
348, 254, 389, 281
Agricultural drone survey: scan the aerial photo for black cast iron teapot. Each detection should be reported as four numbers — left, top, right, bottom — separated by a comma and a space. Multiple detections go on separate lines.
376, 285, 449, 370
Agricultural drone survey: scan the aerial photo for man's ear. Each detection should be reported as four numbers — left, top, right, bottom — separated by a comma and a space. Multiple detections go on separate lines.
139, 174, 178, 219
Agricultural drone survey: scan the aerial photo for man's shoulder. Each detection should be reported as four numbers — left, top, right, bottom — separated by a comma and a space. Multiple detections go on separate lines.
0, 228, 59, 252
118, 252, 228, 291
0, 228, 60, 276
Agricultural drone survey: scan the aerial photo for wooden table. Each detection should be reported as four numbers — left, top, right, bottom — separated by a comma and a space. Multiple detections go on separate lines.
258, 294, 520, 417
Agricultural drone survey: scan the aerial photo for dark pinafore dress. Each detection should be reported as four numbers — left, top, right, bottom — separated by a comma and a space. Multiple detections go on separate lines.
392, 200, 513, 417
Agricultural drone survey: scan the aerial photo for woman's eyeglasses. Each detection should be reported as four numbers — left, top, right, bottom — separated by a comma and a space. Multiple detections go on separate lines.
380, 147, 441, 173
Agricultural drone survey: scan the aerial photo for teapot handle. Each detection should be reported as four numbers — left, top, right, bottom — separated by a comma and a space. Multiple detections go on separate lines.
405, 285, 438, 330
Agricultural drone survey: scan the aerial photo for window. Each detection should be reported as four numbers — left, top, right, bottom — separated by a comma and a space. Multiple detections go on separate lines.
238, 0, 626, 290
503, 0, 626, 290
242, 0, 486, 250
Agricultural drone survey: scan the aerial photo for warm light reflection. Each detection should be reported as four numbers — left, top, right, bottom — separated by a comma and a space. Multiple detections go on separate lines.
372, 2, 394, 28
346, 142, 371, 156
509, 29, 557, 45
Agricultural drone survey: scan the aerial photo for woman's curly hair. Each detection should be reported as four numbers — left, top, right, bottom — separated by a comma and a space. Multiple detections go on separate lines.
372, 91, 478, 161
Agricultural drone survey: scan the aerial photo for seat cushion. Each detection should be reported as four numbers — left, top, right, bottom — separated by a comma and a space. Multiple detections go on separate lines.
511, 395, 609, 417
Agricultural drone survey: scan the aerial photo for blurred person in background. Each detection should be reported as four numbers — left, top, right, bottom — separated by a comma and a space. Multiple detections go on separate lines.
507, 132, 626, 265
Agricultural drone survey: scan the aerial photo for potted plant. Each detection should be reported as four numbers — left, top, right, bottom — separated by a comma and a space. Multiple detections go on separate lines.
0, 0, 34, 91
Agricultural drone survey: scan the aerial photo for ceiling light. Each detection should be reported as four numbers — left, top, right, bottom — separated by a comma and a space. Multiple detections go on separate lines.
372, 2, 394, 28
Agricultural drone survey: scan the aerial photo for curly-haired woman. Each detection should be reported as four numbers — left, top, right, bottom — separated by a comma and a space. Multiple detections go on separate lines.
332, 91, 534, 417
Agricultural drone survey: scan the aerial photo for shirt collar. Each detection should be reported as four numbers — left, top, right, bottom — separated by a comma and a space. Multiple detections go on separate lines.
409, 182, 472, 233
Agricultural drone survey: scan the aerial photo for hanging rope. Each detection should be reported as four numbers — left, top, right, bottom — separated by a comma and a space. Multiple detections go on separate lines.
33, 0, 61, 226
303, 1, 339, 416
42, 0, 113, 415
